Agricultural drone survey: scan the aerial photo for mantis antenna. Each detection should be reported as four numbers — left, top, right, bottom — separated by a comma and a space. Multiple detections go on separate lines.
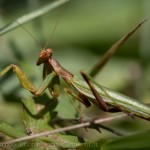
43, 0, 66, 50
0, 9, 42, 48
0, 0, 66, 49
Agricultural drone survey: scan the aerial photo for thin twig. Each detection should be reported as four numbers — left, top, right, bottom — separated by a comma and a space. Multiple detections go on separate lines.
51, 117, 124, 136
90, 19, 148, 77
0, 114, 128, 145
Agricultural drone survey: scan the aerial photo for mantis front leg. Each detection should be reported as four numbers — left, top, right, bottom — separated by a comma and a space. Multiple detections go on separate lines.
0, 64, 57, 97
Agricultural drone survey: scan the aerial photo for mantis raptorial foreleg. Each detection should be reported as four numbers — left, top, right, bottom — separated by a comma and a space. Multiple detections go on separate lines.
0, 64, 58, 97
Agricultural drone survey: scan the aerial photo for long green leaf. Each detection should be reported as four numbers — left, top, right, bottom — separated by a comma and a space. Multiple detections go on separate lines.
101, 130, 150, 150
0, 0, 70, 36
0, 122, 26, 138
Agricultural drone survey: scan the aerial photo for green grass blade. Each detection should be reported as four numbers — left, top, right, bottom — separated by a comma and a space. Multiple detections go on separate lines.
101, 130, 150, 150
0, 122, 26, 138
90, 19, 147, 77
0, 0, 70, 36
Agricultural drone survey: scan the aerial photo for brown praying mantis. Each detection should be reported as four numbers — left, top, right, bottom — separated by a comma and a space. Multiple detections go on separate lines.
0, 20, 150, 121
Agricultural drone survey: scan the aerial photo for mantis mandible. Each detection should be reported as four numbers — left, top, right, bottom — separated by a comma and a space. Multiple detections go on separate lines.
0, 20, 150, 121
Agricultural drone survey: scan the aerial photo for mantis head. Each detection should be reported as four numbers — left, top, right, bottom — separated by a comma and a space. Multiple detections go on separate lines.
36, 48, 53, 66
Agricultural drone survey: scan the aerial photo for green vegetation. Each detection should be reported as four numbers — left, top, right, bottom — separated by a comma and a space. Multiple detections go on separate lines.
0, 0, 150, 149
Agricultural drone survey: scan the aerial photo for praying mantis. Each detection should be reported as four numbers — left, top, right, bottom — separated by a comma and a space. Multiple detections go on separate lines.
0, 20, 150, 121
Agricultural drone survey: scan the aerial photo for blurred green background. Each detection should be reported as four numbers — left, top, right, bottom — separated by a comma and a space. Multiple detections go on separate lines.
0, 0, 150, 140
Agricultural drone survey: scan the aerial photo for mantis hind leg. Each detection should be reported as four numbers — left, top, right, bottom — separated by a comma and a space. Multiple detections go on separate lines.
80, 70, 121, 113
65, 88, 91, 108
64, 88, 91, 123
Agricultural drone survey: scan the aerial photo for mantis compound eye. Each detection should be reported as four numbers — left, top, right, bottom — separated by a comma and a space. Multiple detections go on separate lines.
45, 48, 53, 57
36, 48, 53, 66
